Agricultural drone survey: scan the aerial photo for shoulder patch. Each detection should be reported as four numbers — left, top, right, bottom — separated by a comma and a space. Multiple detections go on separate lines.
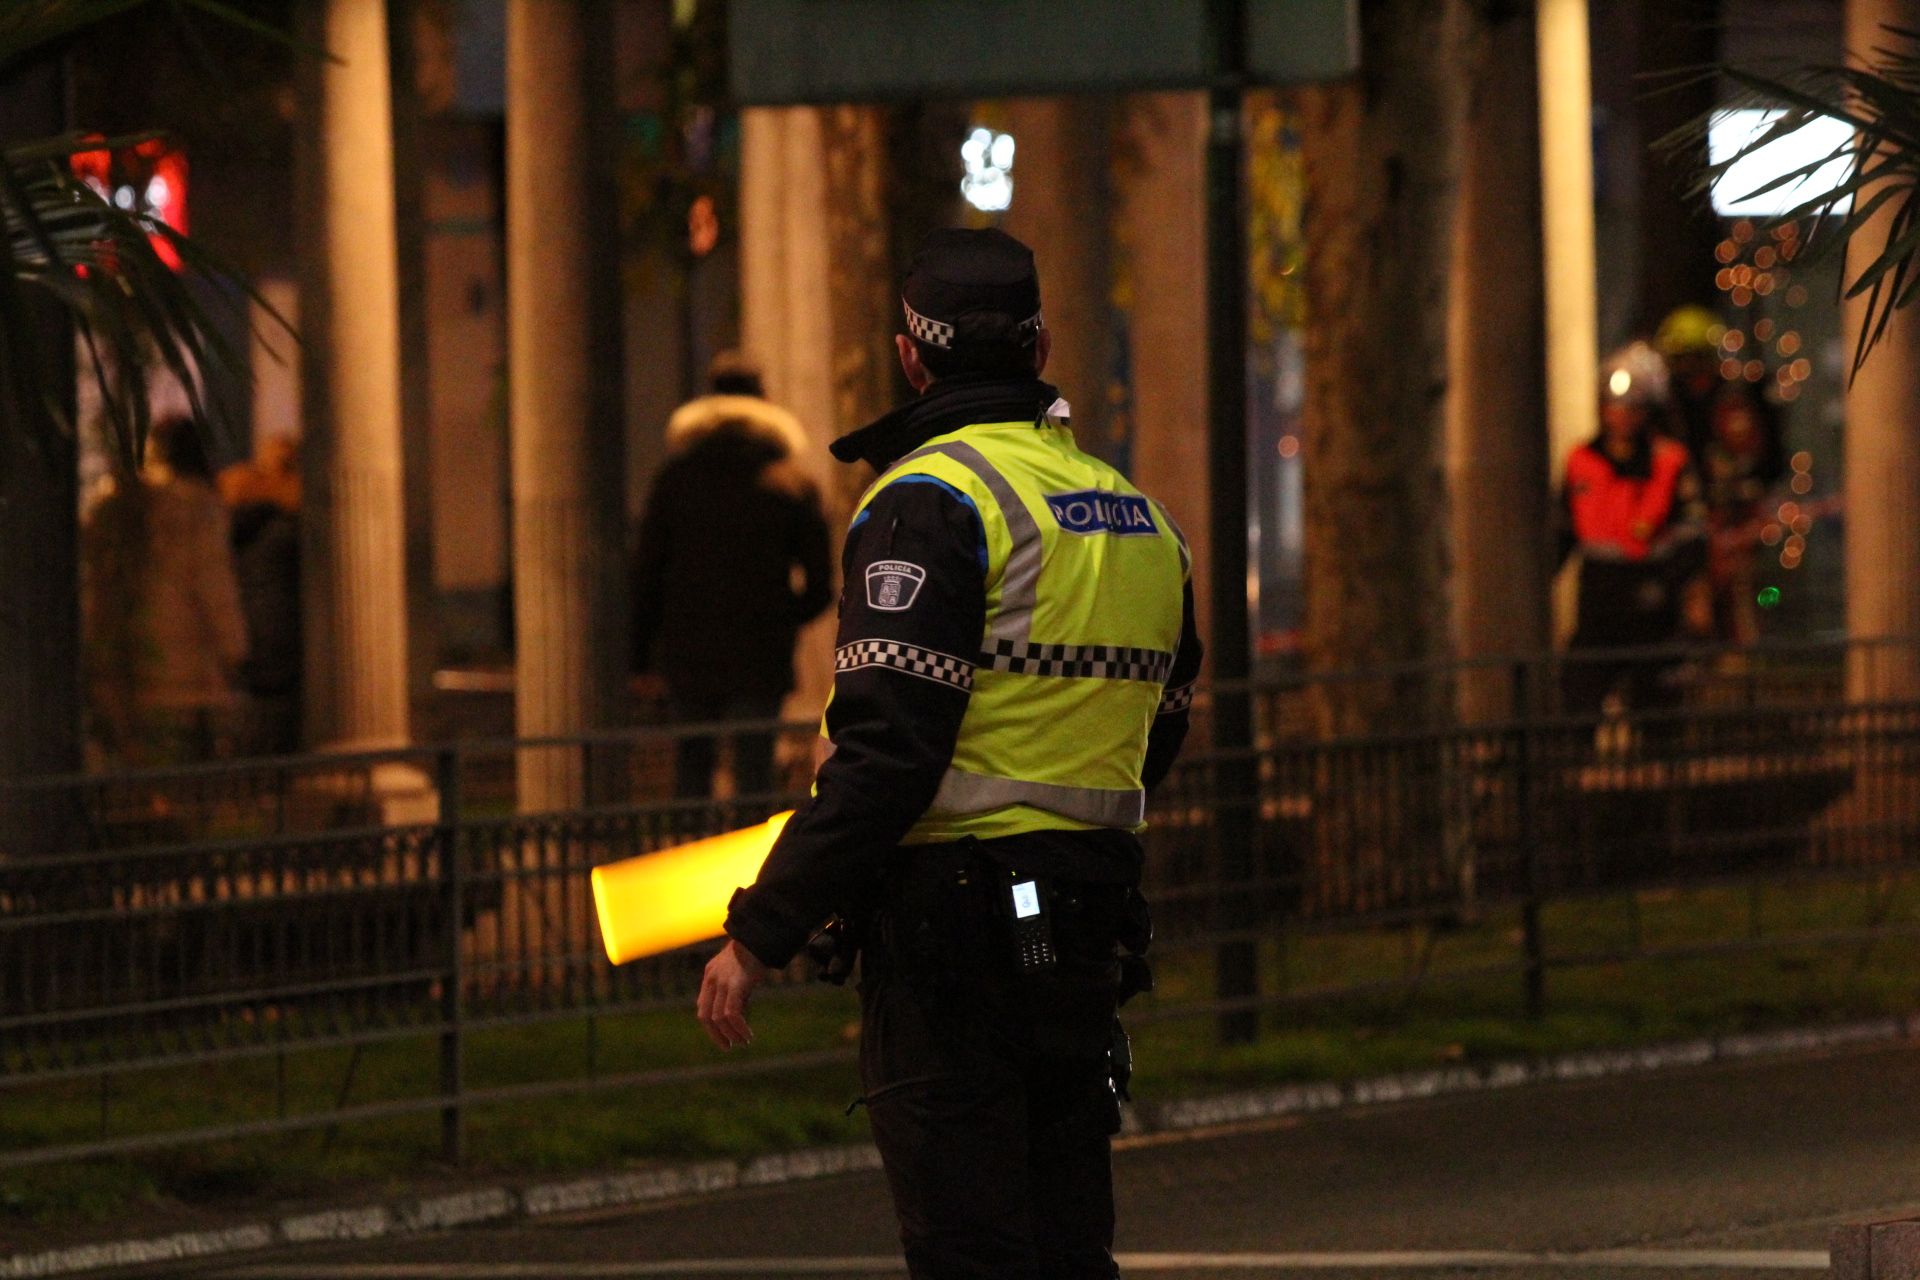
1045, 490, 1159, 536
865, 560, 927, 611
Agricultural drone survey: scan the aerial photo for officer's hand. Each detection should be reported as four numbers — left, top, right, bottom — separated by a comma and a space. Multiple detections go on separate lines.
697, 938, 771, 1050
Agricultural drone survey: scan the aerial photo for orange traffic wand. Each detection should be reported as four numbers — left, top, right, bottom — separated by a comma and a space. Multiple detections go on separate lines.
592, 811, 793, 964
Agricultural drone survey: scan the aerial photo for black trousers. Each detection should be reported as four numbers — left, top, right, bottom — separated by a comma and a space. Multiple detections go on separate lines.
1564, 559, 1686, 720
665, 688, 782, 801
859, 849, 1129, 1280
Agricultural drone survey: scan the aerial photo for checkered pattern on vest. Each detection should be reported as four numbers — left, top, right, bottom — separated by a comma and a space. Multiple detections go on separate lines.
978, 640, 1174, 684
836, 640, 975, 691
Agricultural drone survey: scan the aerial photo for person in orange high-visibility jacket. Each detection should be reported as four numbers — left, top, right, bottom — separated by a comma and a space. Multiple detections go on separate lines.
1559, 341, 1709, 720
694, 229, 1202, 1280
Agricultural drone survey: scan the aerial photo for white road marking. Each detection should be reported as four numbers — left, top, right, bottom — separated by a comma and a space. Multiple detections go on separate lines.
215, 1246, 1832, 1276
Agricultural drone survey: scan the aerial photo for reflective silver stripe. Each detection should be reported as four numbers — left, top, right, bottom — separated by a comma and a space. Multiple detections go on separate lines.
933, 765, 1144, 828
897, 440, 1043, 646
980, 640, 1174, 684
1150, 498, 1191, 577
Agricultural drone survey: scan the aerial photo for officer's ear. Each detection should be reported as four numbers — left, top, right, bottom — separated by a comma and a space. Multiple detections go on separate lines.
1032, 327, 1051, 377
896, 335, 935, 393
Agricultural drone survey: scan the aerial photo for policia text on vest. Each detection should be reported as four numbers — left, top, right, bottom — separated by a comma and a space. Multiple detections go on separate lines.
697, 228, 1202, 1280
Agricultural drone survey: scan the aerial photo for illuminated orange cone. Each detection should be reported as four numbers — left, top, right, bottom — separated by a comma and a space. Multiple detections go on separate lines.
591, 812, 793, 963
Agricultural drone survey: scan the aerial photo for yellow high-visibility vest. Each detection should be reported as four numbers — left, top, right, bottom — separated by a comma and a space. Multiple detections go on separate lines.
842, 404, 1190, 843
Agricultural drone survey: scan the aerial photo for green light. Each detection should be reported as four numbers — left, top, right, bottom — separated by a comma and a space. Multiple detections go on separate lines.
1757, 586, 1782, 608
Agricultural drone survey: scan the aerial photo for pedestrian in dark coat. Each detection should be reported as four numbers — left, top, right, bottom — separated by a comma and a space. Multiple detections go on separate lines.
219, 435, 304, 756
632, 353, 833, 800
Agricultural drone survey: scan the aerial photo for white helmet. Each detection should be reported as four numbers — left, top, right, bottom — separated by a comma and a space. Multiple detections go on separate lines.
1600, 340, 1671, 410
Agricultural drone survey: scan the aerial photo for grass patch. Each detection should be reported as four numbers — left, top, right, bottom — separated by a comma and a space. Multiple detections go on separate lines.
4, 872, 1919, 1236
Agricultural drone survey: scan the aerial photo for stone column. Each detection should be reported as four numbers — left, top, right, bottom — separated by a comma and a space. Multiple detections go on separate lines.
1116, 92, 1212, 637
1536, 0, 1600, 641
1845, 0, 1920, 700
506, 0, 627, 811
741, 105, 892, 723
743, 106, 838, 725
999, 97, 1116, 461
742, 108, 839, 482
1449, 4, 1550, 722
300, 0, 412, 753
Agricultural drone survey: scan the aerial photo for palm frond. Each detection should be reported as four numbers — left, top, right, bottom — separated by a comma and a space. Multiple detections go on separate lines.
1, 129, 286, 473
0, 0, 302, 474
1668, 26, 1920, 379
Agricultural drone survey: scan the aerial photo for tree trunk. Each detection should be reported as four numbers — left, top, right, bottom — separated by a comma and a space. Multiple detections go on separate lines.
1844, 0, 1920, 702
1299, 0, 1475, 737
1117, 93, 1211, 636
1000, 97, 1116, 462
0, 59, 81, 798
822, 105, 899, 463
1449, 0, 1550, 722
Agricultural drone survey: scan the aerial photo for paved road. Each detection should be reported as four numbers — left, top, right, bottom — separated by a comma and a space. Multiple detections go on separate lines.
200, 1039, 1920, 1278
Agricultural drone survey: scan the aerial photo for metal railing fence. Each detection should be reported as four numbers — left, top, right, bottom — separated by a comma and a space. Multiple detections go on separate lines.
2, 637, 1917, 1168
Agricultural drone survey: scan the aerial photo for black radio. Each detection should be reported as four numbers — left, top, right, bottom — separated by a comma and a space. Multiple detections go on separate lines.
1005, 875, 1058, 971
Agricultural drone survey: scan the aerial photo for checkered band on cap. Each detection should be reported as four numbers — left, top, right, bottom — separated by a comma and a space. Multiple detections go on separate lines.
904, 301, 956, 349
904, 302, 1044, 350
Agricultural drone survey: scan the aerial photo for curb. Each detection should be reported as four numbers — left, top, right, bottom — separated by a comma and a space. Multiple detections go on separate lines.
6, 1015, 1914, 1278
1143, 1014, 1920, 1130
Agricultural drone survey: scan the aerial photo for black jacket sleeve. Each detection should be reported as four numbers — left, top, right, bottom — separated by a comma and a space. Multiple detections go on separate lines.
724, 478, 986, 967
1143, 577, 1203, 793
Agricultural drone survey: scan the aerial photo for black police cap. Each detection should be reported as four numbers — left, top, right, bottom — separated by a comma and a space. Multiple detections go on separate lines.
901, 227, 1043, 352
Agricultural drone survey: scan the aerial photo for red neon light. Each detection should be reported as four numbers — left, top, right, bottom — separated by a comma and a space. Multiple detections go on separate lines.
70, 136, 189, 272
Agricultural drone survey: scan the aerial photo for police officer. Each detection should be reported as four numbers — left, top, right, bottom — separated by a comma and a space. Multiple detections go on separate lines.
696, 227, 1202, 1279
1560, 340, 1709, 721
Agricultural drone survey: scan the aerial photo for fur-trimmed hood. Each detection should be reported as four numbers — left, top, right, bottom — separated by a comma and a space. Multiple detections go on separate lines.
665, 394, 810, 458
